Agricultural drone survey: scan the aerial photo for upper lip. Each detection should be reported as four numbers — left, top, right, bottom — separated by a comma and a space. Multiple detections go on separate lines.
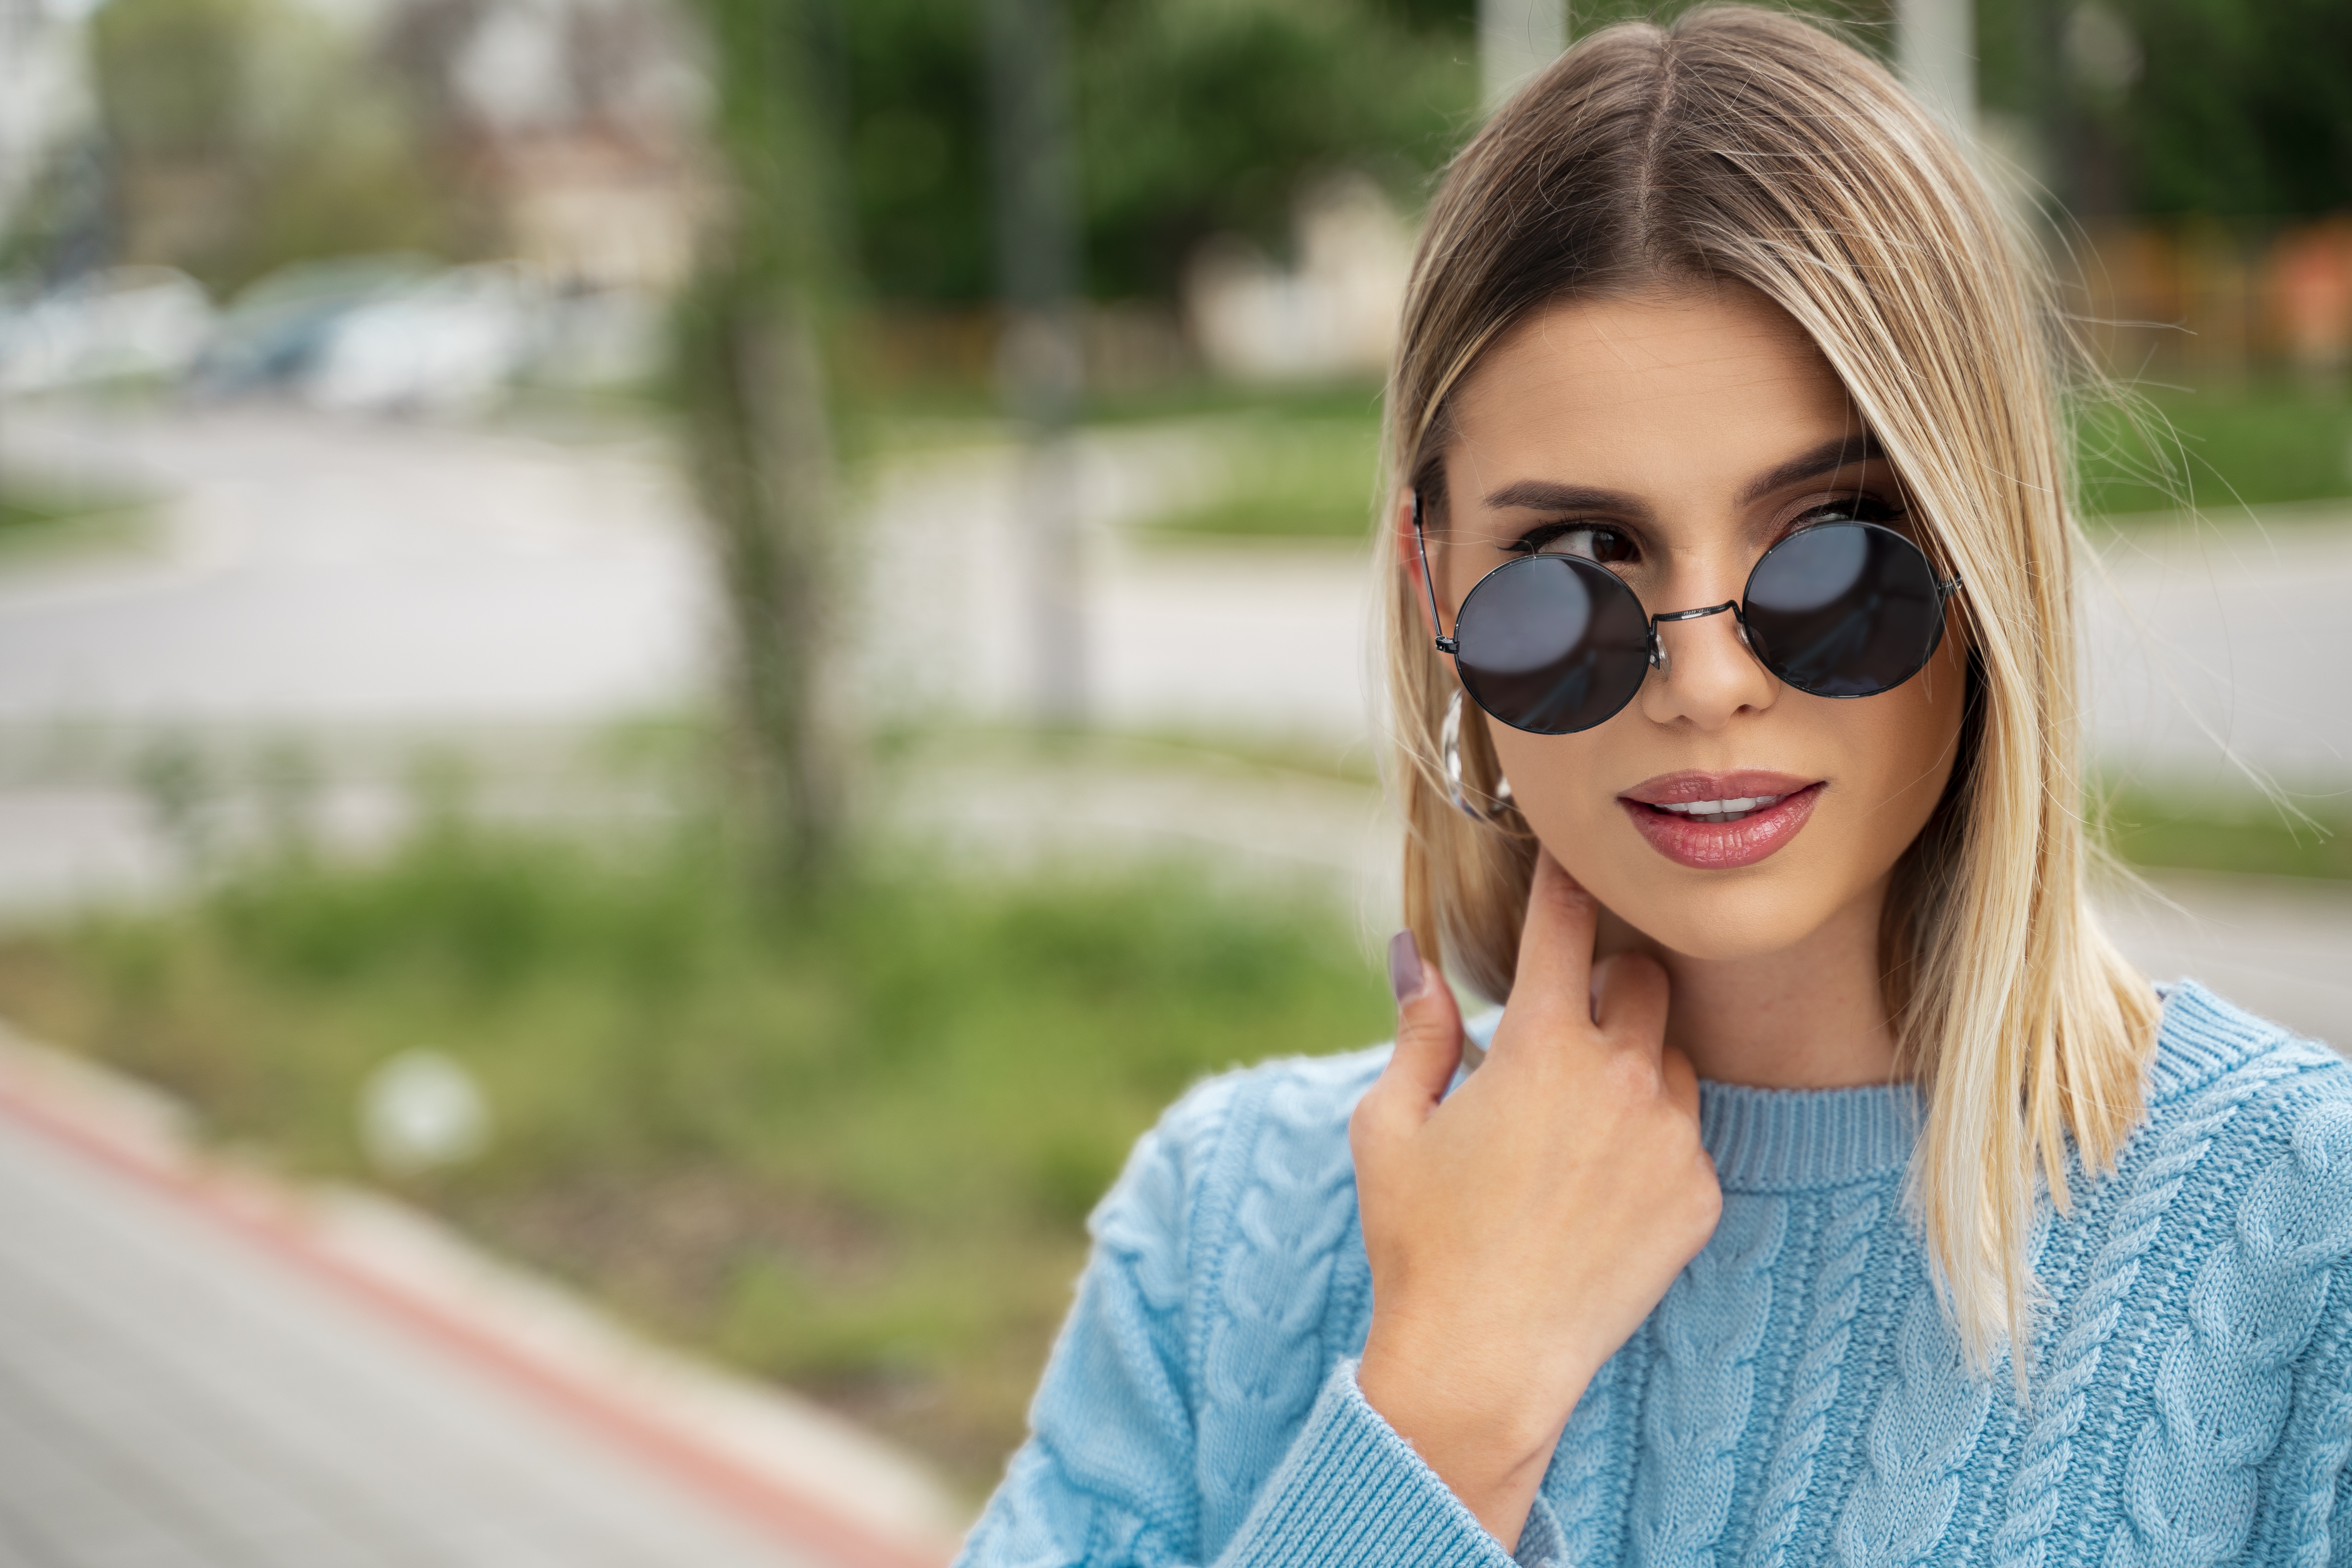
1619, 770, 1820, 808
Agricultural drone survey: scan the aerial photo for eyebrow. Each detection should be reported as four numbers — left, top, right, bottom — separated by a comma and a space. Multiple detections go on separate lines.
1479, 479, 1654, 521
1733, 431, 1887, 505
1477, 431, 1887, 519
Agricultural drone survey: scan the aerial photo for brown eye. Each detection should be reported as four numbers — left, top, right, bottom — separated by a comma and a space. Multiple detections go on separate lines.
1523, 524, 1639, 563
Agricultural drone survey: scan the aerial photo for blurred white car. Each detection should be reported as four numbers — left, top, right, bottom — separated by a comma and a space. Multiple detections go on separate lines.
0, 266, 217, 393
305, 262, 548, 416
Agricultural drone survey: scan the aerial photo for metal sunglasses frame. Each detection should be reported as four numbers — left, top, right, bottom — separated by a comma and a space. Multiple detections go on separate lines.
1410, 489, 1964, 698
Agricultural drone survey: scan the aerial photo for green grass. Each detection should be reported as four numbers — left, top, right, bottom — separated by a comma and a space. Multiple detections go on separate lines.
0, 482, 151, 559
0, 812, 1390, 1493
2101, 784, 2352, 881
2078, 384, 2352, 518
1118, 381, 2352, 541
1145, 415, 1385, 542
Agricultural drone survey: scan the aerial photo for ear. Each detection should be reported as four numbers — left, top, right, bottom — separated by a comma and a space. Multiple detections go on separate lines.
1398, 491, 1439, 642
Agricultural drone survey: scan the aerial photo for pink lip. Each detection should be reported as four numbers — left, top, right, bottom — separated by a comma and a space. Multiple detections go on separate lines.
1617, 771, 1824, 870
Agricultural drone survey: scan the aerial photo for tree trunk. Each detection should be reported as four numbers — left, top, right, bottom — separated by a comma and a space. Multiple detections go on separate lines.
678, 270, 839, 889
677, 0, 848, 894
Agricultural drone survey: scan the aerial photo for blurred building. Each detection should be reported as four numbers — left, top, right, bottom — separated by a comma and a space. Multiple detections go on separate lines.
1182, 172, 1413, 385
381, 0, 709, 295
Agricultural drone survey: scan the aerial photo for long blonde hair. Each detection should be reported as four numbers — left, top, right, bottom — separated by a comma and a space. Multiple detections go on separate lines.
1381, 4, 2159, 1370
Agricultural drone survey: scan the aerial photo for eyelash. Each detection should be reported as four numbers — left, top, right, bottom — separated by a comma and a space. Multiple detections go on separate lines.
1507, 493, 1908, 563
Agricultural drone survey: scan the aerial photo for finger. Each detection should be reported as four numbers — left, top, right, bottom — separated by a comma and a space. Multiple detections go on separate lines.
1368, 929, 1464, 1118
1591, 951, 1670, 1055
1510, 849, 1600, 1011
1659, 1043, 1700, 1121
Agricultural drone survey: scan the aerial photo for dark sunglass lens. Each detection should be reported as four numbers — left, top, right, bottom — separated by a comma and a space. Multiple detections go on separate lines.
1453, 555, 1652, 735
1742, 522, 1945, 697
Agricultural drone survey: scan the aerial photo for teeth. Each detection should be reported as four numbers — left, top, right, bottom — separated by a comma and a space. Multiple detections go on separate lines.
1653, 794, 1782, 820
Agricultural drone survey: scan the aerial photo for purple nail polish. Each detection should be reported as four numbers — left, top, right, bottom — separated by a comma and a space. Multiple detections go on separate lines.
1387, 930, 1425, 1003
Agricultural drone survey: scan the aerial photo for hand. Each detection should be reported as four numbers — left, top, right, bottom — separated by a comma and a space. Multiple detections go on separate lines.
1350, 850, 1721, 1549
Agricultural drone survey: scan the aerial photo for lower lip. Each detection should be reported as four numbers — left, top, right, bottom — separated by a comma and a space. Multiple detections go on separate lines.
1619, 783, 1825, 870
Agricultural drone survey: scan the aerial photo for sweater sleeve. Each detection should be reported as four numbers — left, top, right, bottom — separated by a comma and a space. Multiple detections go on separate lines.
954, 1072, 1555, 1568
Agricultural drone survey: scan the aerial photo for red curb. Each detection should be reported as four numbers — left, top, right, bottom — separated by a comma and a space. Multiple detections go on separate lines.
0, 1073, 954, 1568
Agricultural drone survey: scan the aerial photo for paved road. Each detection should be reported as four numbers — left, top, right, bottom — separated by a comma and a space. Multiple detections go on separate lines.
0, 1081, 862, 1568
4, 399, 2346, 765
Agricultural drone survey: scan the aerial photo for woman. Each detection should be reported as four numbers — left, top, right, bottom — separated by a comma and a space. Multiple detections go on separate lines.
957, 9, 2352, 1567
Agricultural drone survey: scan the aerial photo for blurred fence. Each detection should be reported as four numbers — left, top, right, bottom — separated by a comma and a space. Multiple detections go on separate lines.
2078, 214, 2352, 387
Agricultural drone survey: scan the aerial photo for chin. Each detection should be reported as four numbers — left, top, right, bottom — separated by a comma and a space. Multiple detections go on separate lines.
1584, 859, 1847, 964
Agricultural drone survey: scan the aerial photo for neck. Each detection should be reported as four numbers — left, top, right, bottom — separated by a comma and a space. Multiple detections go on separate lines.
1595, 877, 1900, 1089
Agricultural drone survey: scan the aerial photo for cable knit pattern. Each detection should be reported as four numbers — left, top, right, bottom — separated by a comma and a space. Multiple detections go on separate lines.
1198, 1062, 1377, 1555
1548, 1345, 1630, 1568
2285, 1309, 2352, 1568
1991, 1062, 2305, 1568
956, 984, 2352, 1568
1630, 1197, 1786, 1568
1741, 1184, 1880, 1568
1834, 1283, 1999, 1566
2105, 1102, 2352, 1568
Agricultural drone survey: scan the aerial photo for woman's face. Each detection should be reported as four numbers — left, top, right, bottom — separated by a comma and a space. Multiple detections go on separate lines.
1415, 284, 1969, 964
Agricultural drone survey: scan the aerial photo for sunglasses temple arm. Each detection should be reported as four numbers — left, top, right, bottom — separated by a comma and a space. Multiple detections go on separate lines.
1411, 492, 1460, 655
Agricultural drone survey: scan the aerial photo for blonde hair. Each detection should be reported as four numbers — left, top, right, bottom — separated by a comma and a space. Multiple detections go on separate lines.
1380, 4, 2159, 1370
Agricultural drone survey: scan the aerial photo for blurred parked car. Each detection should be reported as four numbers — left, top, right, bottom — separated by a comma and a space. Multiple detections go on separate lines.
189, 255, 437, 399
307, 262, 549, 417
0, 267, 217, 393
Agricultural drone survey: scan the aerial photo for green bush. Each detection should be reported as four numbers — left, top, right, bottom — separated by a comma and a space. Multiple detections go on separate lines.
0, 814, 1390, 1490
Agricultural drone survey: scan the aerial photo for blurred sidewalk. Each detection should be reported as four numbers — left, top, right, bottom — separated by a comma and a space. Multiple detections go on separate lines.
0, 1022, 964, 1568
2, 398, 2346, 766
1, 395, 2349, 1037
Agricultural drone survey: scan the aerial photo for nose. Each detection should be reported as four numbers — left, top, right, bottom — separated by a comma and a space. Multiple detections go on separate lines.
1638, 598, 1780, 730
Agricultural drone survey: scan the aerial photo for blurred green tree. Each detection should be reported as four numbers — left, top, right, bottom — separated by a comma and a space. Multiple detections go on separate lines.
842, 0, 1477, 303
1978, 0, 2352, 219
89, 0, 450, 294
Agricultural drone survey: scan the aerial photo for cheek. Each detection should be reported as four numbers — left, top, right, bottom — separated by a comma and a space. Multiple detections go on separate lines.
1854, 636, 1970, 829
1476, 642, 1970, 960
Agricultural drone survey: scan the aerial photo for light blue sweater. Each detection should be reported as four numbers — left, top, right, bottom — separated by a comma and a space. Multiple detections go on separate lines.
956, 982, 2352, 1568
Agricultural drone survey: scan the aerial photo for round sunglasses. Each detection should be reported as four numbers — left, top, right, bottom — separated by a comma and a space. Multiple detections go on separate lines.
1414, 494, 1963, 736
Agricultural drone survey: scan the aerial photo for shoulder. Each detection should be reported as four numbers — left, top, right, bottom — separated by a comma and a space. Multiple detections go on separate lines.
1087, 1042, 1392, 1291
2138, 980, 2352, 1155
2113, 981, 2352, 1357
2069, 986, 2352, 1564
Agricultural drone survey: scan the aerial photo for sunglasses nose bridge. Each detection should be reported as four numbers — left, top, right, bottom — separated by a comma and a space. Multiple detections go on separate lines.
1644, 599, 1746, 681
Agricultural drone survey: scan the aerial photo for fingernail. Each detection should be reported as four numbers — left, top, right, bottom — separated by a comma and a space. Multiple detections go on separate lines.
1387, 929, 1426, 1004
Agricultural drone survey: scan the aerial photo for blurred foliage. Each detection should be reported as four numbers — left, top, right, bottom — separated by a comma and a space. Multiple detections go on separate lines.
1978, 0, 2352, 218
90, 0, 452, 296
845, 0, 1477, 302
54, 0, 2352, 310
1138, 380, 2352, 543
0, 806, 1389, 1490
1146, 414, 1383, 540
2102, 785, 2352, 882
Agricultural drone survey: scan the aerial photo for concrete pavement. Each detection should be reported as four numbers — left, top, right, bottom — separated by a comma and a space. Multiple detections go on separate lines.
0, 1026, 963, 1568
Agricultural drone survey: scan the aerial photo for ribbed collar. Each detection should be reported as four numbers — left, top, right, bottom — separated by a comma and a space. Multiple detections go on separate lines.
1470, 979, 2301, 1194
1698, 1079, 1922, 1192
2144, 979, 2301, 1103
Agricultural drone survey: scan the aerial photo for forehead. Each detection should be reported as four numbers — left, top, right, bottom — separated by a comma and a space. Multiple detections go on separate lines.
1444, 284, 1859, 496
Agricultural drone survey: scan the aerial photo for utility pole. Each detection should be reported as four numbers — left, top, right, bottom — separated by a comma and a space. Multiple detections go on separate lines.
1895, 0, 1978, 150
1479, 0, 1567, 112
983, 0, 1086, 728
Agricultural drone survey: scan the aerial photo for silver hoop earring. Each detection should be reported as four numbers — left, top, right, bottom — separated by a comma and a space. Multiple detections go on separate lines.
1442, 690, 1516, 822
